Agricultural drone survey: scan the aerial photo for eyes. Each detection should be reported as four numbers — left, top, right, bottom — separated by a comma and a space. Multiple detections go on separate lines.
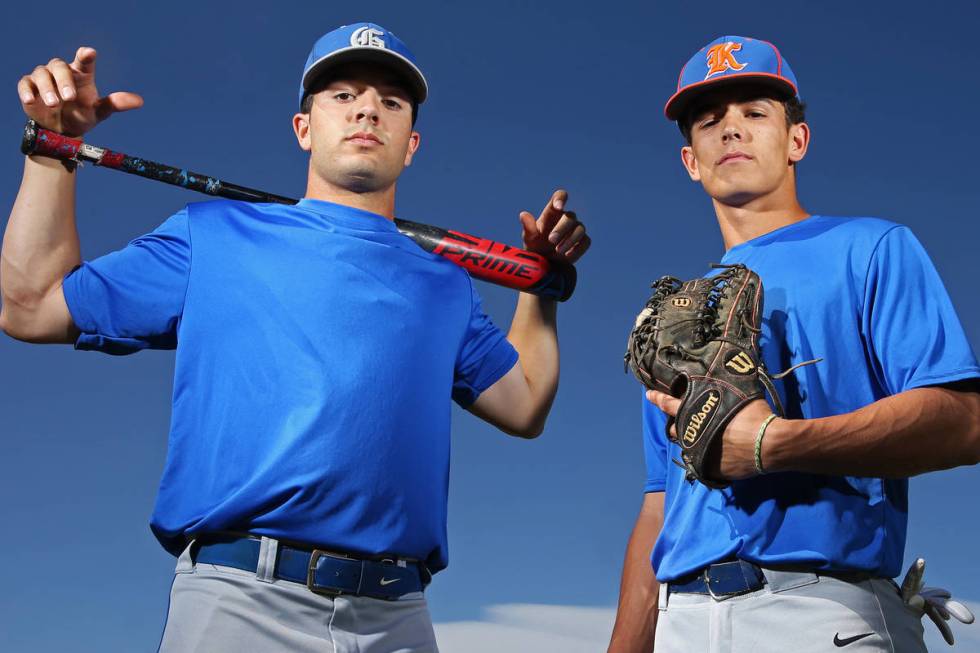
697, 107, 769, 130
331, 90, 405, 111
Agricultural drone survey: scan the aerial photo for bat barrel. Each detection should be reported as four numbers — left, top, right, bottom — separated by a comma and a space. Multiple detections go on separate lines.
394, 219, 576, 301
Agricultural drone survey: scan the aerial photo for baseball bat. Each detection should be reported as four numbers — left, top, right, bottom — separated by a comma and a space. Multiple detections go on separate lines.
21, 120, 576, 301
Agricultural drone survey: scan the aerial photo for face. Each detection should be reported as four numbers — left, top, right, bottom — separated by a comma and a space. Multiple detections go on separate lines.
293, 62, 421, 194
680, 87, 809, 207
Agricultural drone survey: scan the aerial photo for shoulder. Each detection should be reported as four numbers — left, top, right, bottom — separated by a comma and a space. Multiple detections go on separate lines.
814, 215, 903, 239
803, 216, 911, 259
184, 199, 286, 219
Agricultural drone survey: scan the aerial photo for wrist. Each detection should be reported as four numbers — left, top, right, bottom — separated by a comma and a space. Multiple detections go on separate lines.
759, 416, 797, 473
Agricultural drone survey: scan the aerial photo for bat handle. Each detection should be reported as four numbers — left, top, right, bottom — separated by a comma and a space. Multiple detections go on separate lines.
21, 119, 83, 160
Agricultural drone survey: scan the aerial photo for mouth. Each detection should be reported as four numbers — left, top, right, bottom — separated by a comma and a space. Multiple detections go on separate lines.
717, 151, 753, 165
345, 131, 384, 146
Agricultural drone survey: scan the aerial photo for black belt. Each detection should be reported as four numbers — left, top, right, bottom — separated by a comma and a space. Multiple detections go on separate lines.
670, 559, 874, 599
669, 559, 766, 598
193, 536, 430, 601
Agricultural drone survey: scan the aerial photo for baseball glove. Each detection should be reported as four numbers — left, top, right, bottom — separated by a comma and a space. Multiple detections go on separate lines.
625, 264, 788, 488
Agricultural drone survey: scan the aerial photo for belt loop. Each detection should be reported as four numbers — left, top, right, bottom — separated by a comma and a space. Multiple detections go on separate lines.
658, 581, 669, 611
256, 537, 279, 583
356, 559, 366, 595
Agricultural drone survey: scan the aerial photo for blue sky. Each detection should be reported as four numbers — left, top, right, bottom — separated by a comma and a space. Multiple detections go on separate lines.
1, 1, 978, 650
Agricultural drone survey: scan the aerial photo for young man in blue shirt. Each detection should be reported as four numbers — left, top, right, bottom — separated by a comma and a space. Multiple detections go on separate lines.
608, 36, 979, 653
2, 23, 590, 652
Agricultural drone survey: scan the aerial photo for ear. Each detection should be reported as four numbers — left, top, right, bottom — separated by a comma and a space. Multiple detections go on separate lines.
788, 121, 810, 164
293, 112, 312, 152
403, 130, 422, 167
680, 145, 701, 182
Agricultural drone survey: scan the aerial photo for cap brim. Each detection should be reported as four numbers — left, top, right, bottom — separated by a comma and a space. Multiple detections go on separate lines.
302, 47, 428, 106
664, 73, 797, 121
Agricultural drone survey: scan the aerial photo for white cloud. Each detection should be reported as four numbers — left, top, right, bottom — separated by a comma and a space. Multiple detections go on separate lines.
434, 600, 980, 652
434, 604, 616, 653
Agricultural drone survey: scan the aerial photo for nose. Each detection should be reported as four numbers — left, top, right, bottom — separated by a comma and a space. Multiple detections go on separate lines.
353, 92, 382, 125
721, 119, 742, 143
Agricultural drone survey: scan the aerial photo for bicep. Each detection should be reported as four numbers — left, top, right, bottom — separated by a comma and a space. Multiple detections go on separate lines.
466, 361, 533, 436
1, 283, 78, 344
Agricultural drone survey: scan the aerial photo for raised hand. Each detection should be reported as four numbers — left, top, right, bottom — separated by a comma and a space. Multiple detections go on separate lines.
17, 46, 143, 137
519, 189, 591, 264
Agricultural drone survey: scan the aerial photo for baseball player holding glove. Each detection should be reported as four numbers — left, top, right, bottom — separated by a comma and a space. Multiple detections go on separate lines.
609, 36, 979, 652
1, 23, 589, 652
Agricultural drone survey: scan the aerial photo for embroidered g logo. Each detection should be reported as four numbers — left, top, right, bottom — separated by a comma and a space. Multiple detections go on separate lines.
351, 27, 385, 48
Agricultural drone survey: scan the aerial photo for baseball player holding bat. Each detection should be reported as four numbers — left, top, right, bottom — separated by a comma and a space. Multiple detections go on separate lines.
1, 23, 589, 652
608, 37, 979, 652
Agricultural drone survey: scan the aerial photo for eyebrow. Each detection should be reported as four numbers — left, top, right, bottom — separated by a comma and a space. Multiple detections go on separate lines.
693, 97, 777, 120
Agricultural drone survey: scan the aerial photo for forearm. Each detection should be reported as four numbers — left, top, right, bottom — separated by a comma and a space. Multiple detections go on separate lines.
608, 496, 663, 653
504, 292, 559, 433
764, 386, 980, 477
1, 155, 80, 317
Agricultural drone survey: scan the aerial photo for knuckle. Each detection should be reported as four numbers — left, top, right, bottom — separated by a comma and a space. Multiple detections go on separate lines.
47, 57, 65, 66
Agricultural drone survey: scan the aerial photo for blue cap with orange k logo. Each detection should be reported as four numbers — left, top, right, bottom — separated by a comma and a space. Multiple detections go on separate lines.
664, 36, 799, 121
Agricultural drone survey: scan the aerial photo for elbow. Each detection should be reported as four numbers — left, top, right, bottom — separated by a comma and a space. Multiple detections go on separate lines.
507, 416, 546, 439
0, 293, 34, 341
962, 393, 980, 466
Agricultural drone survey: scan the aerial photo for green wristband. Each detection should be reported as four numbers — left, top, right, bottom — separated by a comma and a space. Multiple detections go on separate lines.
754, 413, 777, 475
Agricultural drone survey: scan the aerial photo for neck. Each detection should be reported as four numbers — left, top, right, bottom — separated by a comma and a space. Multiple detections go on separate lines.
712, 175, 808, 250
304, 172, 397, 220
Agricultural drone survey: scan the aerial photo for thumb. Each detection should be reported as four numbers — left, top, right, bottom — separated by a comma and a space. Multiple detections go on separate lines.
519, 211, 540, 241
95, 91, 144, 121
647, 390, 680, 416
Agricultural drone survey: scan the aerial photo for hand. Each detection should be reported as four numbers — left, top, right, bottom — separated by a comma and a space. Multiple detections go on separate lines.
901, 558, 975, 646
646, 390, 775, 481
17, 46, 143, 137
519, 189, 591, 264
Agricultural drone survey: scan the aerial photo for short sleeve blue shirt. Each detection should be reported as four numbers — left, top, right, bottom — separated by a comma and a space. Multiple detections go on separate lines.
642, 216, 980, 580
63, 199, 518, 571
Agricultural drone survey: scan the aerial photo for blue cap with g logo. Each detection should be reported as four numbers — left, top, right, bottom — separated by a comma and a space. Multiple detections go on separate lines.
299, 23, 428, 109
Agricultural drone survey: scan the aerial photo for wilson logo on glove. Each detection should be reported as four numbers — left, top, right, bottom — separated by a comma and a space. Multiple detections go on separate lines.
725, 351, 756, 374
683, 391, 720, 444
671, 297, 692, 307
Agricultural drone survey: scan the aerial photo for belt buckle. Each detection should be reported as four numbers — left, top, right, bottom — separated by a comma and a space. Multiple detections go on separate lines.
703, 568, 725, 600
703, 562, 761, 600
307, 548, 353, 597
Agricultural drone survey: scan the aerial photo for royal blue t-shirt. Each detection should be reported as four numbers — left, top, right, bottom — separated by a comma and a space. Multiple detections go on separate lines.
62, 198, 519, 572
642, 216, 980, 580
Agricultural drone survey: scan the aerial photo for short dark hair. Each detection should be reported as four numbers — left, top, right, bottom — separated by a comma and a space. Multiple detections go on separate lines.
677, 94, 806, 145
299, 75, 419, 125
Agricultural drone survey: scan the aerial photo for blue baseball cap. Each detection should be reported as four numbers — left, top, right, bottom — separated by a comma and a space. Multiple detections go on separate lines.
299, 23, 428, 109
664, 36, 798, 121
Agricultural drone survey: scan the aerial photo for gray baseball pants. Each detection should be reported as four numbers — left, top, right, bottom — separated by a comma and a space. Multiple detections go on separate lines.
157, 539, 439, 653
655, 567, 927, 652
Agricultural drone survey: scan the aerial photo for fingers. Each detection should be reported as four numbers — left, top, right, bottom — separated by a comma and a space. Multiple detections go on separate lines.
29, 64, 59, 107
925, 606, 955, 646
94, 91, 144, 121
945, 599, 976, 624
536, 189, 568, 234
17, 76, 36, 106
548, 212, 588, 256
70, 46, 97, 76
646, 390, 681, 416
901, 558, 925, 601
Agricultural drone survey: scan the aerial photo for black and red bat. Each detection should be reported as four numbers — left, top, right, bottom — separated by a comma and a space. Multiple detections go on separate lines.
21, 120, 576, 301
